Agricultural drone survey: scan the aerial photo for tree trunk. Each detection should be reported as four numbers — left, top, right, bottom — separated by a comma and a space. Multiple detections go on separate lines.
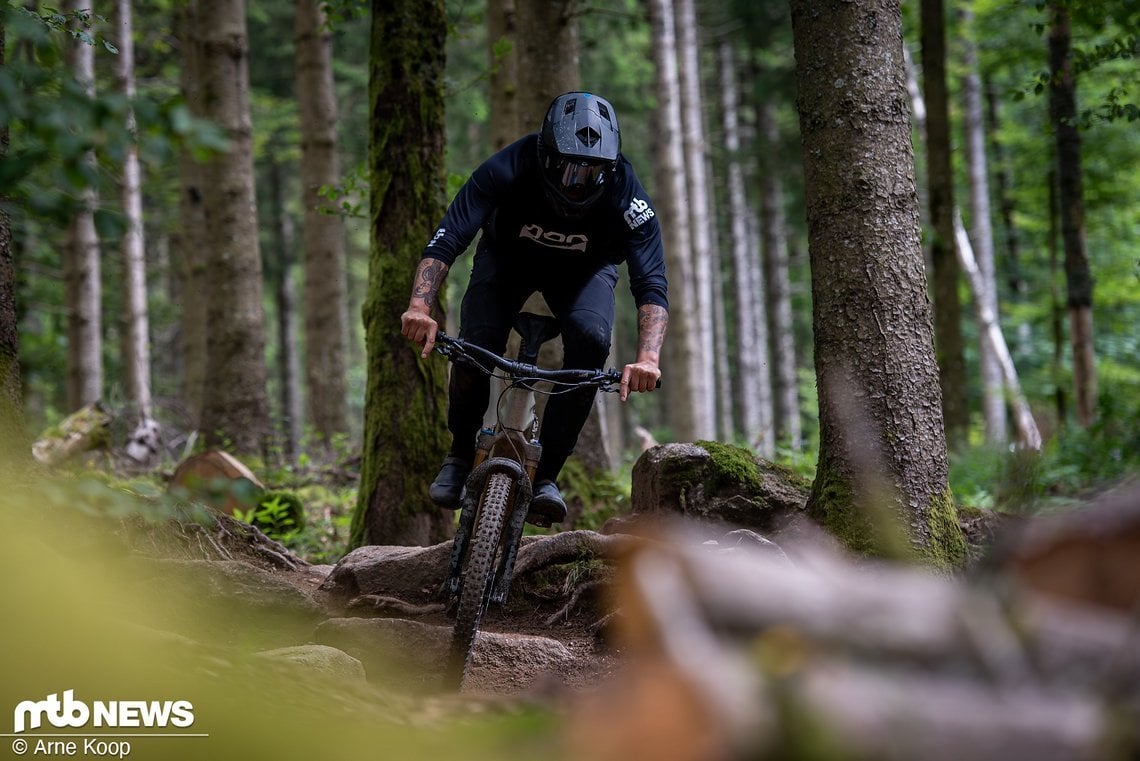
196, 0, 271, 456
646, 0, 700, 443
706, 221, 734, 439
487, 0, 520, 151
515, 0, 578, 131
1047, 2, 1097, 427
176, 0, 208, 431
269, 159, 302, 462
116, 0, 157, 456
675, 0, 716, 440
746, 202, 773, 457
791, 0, 966, 566
920, 0, 969, 448
959, 5, 1006, 446
720, 41, 760, 446
757, 99, 800, 451
983, 77, 1026, 305
906, 43, 1040, 453
953, 212, 1041, 450
62, 0, 103, 413
0, 15, 25, 464
352, 0, 451, 547
296, 0, 350, 446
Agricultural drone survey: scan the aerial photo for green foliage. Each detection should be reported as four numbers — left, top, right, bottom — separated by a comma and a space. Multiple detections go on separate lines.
553, 457, 629, 532
950, 390, 1140, 514
235, 490, 307, 541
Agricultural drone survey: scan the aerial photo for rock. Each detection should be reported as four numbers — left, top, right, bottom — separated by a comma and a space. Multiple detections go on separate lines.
133, 558, 323, 649
318, 542, 454, 606
629, 442, 810, 533
169, 450, 265, 515
256, 644, 367, 684
314, 617, 577, 695
31, 402, 112, 466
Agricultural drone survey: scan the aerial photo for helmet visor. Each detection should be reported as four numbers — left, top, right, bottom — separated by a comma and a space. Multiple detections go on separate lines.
554, 160, 607, 201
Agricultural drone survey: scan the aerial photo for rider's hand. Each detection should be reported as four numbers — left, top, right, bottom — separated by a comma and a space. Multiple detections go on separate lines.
401, 306, 439, 359
620, 360, 661, 402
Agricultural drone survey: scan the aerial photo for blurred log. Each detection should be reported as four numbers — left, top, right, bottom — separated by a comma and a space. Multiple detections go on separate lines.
569, 522, 1140, 761
1002, 480, 1140, 613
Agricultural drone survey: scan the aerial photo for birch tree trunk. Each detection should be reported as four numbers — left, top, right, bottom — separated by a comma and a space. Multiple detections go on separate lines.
747, 202, 773, 457
953, 213, 1041, 450
959, 4, 1006, 446
719, 40, 761, 446
675, 0, 716, 439
757, 99, 800, 451
116, 0, 158, 464
902, 46, 1039, 451
906, 44, 1038, 451
647, 0, 700, 443
296, 0, 350, 445
791, 0, 966, 566
1047, 2, 1097, 427
921, 0, 969, 447
176, 0, 208, 431
196, 0, 270, 456
62, 0, 102, 413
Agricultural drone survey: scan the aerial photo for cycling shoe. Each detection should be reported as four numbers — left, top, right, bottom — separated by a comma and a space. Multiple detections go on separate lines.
429, 456, 471, 509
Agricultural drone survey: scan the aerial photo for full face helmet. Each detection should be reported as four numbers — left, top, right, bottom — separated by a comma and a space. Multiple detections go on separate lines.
537, 92, 621, 218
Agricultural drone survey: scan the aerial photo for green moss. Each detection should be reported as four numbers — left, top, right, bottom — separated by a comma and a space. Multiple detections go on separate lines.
696, 440, 763, 494
923, 488, 968, 570
808, 466, 913, 561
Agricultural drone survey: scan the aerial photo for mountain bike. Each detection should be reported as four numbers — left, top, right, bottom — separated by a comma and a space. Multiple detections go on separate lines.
434, 312, 625, 689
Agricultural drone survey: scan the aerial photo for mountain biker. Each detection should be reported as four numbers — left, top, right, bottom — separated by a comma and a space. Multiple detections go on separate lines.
400, 91, 669, 525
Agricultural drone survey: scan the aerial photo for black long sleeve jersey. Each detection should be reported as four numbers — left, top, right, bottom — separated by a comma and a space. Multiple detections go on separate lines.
420, 134, 669, 311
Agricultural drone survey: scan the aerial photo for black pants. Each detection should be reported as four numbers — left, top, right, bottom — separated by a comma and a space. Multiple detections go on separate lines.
448, 242, 617, 483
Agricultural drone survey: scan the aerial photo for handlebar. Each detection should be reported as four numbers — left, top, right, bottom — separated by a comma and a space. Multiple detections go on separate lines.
434, 331, 654, 391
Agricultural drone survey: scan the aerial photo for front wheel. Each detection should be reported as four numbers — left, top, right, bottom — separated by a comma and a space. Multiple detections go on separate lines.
447, 471, 512, 689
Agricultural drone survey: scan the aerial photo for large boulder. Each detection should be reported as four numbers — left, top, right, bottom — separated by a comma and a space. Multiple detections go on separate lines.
629, 442, 810, 534
318, 543, 455, 606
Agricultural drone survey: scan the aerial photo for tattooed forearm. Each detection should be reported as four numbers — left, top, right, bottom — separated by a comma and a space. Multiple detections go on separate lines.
410, 258, 449, 309
636, 304, 668, 360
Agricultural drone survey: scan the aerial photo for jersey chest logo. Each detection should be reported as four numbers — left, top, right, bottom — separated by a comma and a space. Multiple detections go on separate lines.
519, 224, 589, 252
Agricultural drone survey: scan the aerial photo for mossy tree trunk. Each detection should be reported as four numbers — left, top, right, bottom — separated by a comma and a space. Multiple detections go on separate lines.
351, 0, 451, 548
790, 0, 967, 567
0, 16, 27, 466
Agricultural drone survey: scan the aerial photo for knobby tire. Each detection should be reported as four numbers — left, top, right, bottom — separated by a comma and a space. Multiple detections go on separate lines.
448, 471, 512, 689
